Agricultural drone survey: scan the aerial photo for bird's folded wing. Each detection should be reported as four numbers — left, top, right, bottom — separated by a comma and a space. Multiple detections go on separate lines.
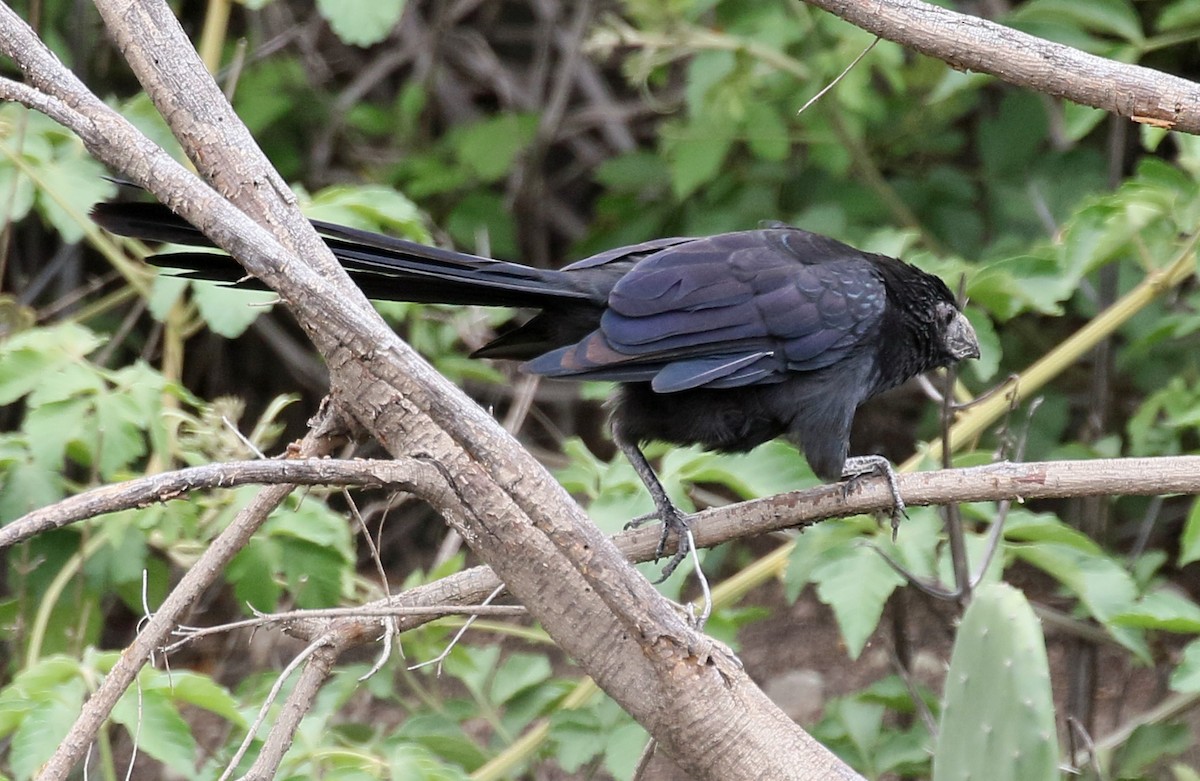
525, 230, 886, 392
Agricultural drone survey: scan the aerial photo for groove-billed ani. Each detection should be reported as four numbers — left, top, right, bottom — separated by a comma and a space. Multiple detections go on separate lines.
92, 202, 980, 574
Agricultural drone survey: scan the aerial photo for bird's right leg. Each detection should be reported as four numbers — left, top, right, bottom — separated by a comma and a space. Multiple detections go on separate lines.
612, 420, 693, 581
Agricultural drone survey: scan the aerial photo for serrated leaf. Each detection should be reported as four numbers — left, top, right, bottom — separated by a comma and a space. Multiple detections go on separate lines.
674, 440, 818, 501
278, 537, 347, 608
23, 398, 89, 470
489, 652, 552, 706
0, 323, 101, 404
316, 0, 407, 47
147, 272, 189, 322
812, 545, 905, 659
305, 184, 429, 242
1174, 763, 1200, 781
685, 49, 737, 115
1169, 639, 1200, 693
35, 155, 115, 243
1111, 589, 1200, 633
783, 520, 870, 602
94, 391, 148, 477
743, 101, 790, 162
227, 537, 282, 611
387, 744, 471, 780
111, 687, 197, 775
441, 644, 501, 702
394, 711, 490, 768
191, 282, 277, 338
1015, 542, 1149, 661
550, 709, 605, 772
0, 165, 35, 222
0, 456, 63, 521
603, 721, 650, 779
1003, 511, 1103, 553
8, 678, 85, 780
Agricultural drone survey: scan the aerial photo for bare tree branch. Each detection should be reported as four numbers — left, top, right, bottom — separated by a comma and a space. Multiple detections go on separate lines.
0, 3, 851, 778
33, 404, 347, 780
0, 456, 457, 547
802, 0, 1200, 133
7, 454, 1200, 559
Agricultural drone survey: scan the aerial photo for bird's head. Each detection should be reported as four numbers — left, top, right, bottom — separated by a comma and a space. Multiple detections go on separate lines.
935, 301, 981, 363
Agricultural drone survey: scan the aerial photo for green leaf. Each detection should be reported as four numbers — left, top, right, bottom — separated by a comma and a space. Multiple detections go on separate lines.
674, 440, 819, 501
977, 93, 1048, 178
1010, 0, 1143, 43
0, 656, 82, 733
393, 713, 489, 771
1113, 722, 1191, 778
1179, 497, 1200, 566
160, 672, 245, 725
190, 282, 277, 338
812, 544, 906, 659
278, 537, 347, 608
441, 644, 501, 703
550, 709, 605, 772
23, 398, 90, 470
147, 272, 188, 322
0, 323, 101, 404
594, 151, 672, 192
783, 520, 872, 602
227, 537, 283, 611
489, 652, 552, 706
603, 720, 650, 779
8, 678, 85, 780
1175, 764, 1200, 781
1003, 511, 1103, 553
0, 454, 64, 522
305, 184, 429, 242
451, 114, 538, 183
1014, 542, 1150, 661
1158, 1, 1200, 32
1169, 639, 1200, 693
35, 154, 116, 243
94, 391, 148, 477
664, 118, 735, 199
1111, 589, 1200, 633
316, 0, 407, 47
386, 743, 471, 780
111, 687, 197, 775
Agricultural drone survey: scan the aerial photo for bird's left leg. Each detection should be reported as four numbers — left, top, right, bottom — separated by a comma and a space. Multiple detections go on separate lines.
612, 420, 692, 581
841, 455, 907, 539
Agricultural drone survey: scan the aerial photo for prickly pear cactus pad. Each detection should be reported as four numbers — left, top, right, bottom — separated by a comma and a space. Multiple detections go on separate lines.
932, 583, 1060, 781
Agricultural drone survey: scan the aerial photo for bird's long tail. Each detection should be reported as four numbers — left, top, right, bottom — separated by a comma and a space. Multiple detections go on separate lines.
90, 201, 596, 309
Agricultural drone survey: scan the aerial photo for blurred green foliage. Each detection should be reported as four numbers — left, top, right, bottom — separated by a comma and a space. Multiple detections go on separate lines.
6, 0, 1200, 778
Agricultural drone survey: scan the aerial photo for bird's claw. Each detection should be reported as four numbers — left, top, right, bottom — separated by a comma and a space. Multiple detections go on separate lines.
627, 506, 693, 582
841, 455, 907, 540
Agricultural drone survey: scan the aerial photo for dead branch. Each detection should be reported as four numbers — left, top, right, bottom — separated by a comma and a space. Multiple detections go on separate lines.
6, 454, 1200, 561
801, 0, 1200, 133
1, 3, 845, 778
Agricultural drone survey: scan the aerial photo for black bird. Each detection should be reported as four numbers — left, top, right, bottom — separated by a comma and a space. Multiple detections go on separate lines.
92, 202, 980, 574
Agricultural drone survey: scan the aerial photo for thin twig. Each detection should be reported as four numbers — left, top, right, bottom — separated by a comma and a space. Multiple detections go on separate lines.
796, 37, 879, 115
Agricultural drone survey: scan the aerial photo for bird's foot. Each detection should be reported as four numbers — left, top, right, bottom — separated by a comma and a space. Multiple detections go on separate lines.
626, 505, 694, 582
841, 455, 907, 540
